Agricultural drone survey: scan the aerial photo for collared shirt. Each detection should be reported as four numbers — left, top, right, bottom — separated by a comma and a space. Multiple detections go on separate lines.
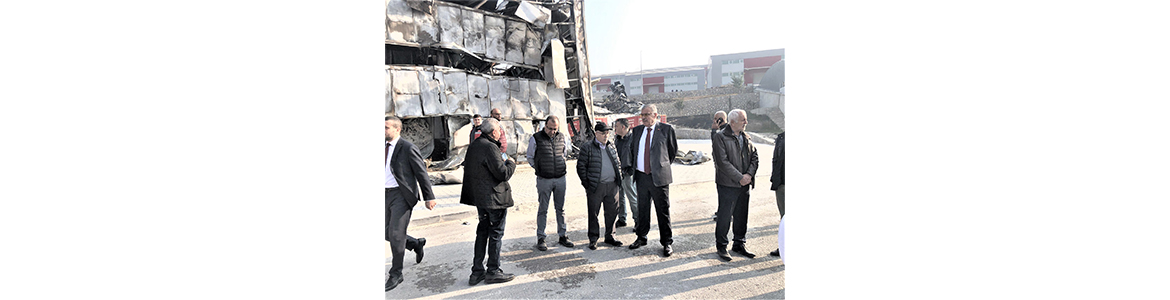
525, 130, 571, 164
597, 139, 616, 183
637, 123, 657, 173
385, 137, 400, 188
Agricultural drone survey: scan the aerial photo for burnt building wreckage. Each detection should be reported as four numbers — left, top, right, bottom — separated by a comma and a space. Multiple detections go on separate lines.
386, 0, 595, 169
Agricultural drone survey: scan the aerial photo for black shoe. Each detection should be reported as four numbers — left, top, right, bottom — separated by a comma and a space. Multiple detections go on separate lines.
716, 248, 732, 261
603, 238, 623, 247
588, 241, 598, 250
712, 214, 718, 222
628, 238, 647, 250
468, 272, 485, 286
615, 220, 627, 228
484, 270, 515, 284
536, 238, 548, 251
385, 274, 403, 291
662, 245, 673, 257
414, 238, 426, 264
770, 249, 781, 257
731, 244, 757, 258
558, 236, 575, 248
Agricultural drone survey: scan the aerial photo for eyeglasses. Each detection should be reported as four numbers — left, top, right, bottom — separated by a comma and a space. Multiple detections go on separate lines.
639, 113, 655, 117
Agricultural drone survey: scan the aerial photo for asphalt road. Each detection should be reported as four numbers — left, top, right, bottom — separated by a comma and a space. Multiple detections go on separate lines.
387, 139, 784, 299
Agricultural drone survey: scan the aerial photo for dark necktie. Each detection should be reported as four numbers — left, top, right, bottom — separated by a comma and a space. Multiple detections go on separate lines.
643, 128, 652, 173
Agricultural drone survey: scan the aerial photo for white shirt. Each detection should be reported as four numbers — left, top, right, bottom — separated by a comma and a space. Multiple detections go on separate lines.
385, 137, 400, 188
637, 123, 657, 173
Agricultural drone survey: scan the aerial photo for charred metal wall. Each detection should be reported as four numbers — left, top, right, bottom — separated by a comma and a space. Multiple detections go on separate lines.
387, 0, 593, 163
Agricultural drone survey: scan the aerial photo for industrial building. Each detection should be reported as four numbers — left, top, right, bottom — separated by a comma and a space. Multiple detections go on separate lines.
593, 48, 783, 94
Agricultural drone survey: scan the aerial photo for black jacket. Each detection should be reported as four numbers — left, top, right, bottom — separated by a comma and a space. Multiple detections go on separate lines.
711, 127, 759, 189
387, 139, 436, 208
614, 133, 634, 176
771, 132, 784, 190
628, 122, 678, 187
460, 136, 516, 209
531, 130, 568, 179
577, 139, 622, 192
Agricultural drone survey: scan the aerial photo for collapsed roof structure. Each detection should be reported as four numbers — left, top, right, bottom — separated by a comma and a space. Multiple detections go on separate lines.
386, 0, 595, 169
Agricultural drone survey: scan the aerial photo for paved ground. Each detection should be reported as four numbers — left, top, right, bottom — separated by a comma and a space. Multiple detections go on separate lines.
389, 139, 784, 299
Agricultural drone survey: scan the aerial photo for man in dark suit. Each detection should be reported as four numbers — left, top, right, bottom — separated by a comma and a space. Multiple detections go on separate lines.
626, 104, 679, 257
770, 131, 784, 258
460, 118, 517, 286
384, 116, 437, 291
710, 109, 759, 261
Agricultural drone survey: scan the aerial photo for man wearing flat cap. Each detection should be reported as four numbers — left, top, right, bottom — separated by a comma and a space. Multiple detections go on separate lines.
576, 121, 625, 250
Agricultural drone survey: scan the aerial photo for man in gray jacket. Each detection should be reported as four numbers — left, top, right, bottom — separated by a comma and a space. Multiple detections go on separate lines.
710, 109, 759, 261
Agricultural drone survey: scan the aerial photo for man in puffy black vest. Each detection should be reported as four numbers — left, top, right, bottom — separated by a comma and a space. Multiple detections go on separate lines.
525, 115, 574, 251
577, 121, 625, 250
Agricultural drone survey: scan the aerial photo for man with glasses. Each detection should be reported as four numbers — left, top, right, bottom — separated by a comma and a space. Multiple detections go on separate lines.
626, 104, 679, 257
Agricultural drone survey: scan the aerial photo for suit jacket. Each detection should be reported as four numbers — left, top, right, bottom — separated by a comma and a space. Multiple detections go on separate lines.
711, 127, 759, 189
628, 122, 678, 187
387, 139, 435, 208
459, 136, 516, 209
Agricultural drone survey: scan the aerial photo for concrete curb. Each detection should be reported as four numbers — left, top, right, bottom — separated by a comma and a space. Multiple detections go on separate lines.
410, 208, 477, 227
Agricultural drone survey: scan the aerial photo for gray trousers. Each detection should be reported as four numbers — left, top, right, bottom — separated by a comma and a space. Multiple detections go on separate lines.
385, 188, 412, 277
536, 176, 568, 239
615, 175, 638, 223
587, 180, 620, 242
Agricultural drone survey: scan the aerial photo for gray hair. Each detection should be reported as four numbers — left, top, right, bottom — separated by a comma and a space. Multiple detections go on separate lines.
728, 109, 747, 122
480, 118, 501, 135
640, 104, 658, 114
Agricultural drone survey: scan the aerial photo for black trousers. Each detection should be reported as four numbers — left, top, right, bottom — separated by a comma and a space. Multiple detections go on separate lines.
587, 180, 620, 242
634, 172, 673, 246
472, 207, 507, 274
385, 188, 413, 277
715, 185, 751, 248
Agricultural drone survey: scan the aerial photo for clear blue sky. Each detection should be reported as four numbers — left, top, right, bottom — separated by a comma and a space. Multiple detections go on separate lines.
582, 0, 785, 76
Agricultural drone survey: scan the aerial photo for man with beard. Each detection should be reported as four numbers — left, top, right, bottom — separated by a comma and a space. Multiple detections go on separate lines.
384, 116, 436, 291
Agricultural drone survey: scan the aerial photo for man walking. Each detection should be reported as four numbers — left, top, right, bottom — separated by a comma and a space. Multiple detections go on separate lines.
770, 131, 784, 258
627, 104, 679, 257
577, 121, 625, 250
612, 118, 637, 229
710, 109, 759, 261
526, 115, 574, 251
385, 116, 437, 291
460, 118, 517, 286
